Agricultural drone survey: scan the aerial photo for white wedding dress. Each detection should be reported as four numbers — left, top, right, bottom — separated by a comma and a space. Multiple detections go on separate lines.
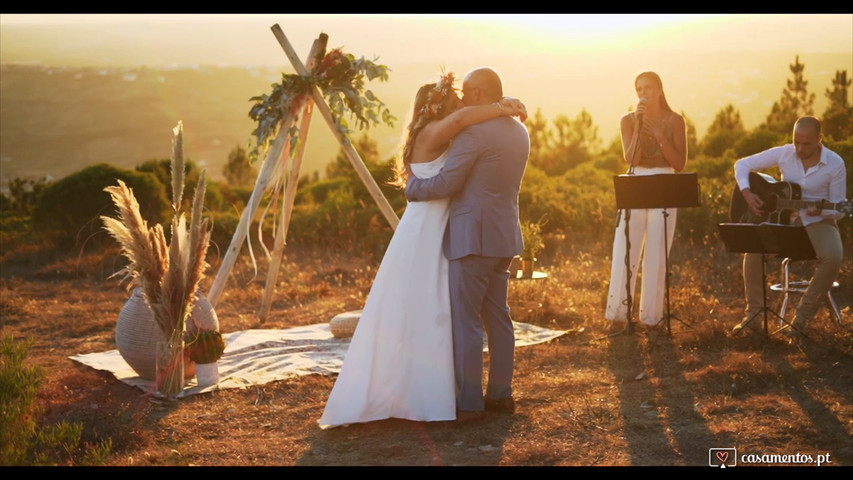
318, 151, 455, 429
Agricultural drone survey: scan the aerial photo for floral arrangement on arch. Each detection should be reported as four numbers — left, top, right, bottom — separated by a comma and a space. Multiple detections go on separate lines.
247, 47, 397, 160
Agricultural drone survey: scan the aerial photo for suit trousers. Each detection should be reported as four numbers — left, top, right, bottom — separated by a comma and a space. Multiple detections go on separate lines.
743, 219, 842, 327
449, 255, 514, 412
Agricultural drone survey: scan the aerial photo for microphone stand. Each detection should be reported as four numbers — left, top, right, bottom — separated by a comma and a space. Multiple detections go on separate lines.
615, 116, 642, 335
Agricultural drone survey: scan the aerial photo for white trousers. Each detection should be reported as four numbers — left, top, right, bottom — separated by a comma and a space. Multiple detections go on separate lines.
605, 167, 677, 326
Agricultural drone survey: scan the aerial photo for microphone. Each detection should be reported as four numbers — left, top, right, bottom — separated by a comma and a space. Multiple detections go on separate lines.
636, 97, 646, 128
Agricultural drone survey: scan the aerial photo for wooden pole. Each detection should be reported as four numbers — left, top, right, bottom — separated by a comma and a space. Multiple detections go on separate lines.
206, 112, 294, 307
258, 36, 327, 321
209, 32, 332, 309
270, 24, 400, 231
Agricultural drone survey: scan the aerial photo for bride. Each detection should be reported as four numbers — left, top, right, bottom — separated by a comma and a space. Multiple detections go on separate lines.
318, 72, 527, 429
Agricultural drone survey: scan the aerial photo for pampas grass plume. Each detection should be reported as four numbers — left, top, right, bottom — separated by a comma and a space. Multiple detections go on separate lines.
102, 121, 212, 343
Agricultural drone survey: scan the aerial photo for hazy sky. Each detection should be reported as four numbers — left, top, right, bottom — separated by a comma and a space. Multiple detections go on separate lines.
3, 13, 851, 67
2, 13, 852, 174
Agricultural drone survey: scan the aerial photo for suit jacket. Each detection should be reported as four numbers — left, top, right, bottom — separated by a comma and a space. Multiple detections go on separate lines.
405, 116, 530, 260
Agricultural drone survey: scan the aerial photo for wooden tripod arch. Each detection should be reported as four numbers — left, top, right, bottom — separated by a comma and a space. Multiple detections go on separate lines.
207, 24, 399, 321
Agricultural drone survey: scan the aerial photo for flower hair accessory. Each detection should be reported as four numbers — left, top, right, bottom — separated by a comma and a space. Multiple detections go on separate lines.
418, 72, 456, 121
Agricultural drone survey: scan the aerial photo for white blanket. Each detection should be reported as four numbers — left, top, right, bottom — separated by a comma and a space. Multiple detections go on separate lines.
71, 321, 567, 398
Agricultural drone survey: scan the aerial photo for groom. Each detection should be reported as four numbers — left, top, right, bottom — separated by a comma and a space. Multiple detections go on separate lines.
406, 67, 530, 422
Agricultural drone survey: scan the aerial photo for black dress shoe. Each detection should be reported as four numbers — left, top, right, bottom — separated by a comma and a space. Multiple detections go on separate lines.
455, 409, 485, 424
484, 396, 515, 414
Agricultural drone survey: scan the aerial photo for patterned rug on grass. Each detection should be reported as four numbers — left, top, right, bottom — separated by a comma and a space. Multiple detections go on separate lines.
71, 318, 567, 398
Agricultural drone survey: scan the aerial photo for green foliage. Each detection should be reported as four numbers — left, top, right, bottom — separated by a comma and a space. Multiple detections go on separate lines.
326, 134, 383, 179
518, 162, 615, 245
700, 104, 746, 157
287, 174, 398, 256
682, 111, 699, 157
678, 174, 736, 245
248, 48, 395, 159
529, 110, 602, 175
1, 177, 51, 215
701, 131, 740, 159
295, 177, 350, 206
136, 157, 205, 211
732, 128, 787, 158
593, 153, 625, 175
203, 180, 226, 213
689, 155, 737, 181
216, 183, 253, 211
222, 145, 258, 186
207, 209, 242, 256
821, 70, 853, 142
824, 137, 852, 164
765, 55, 816, 134
521, 217, 546, 260
31, 163, 170, 251
280, 135, 403, 256
6, 55, 851, 271
0, 335, 112, 465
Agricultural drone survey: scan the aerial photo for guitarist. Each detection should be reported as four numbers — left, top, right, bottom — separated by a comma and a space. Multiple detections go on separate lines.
734, 116, 847, 341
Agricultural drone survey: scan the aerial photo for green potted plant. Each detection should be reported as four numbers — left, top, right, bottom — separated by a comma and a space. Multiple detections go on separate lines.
520, 218, 545, 278
185, 329, 225, 387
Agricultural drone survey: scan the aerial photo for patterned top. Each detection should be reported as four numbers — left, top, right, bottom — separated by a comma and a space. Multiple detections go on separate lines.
635, 111, 676, 169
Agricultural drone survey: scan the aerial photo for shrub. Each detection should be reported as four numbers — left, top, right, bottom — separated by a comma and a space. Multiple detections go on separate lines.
136, 158, 207, 210
31, 163, 170, 251
1, 177, 51, 215
732, 128, 786, 158
0, 335, 112, 465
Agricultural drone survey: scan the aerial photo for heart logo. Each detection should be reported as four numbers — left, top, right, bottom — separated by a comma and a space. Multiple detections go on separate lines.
716, 451, 729, 462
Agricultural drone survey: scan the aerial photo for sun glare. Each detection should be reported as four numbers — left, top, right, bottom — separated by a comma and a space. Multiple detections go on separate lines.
445, 14, 726, 55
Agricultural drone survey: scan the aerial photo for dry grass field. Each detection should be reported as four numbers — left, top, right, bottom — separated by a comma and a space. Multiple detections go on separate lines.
1, 236, 851, 467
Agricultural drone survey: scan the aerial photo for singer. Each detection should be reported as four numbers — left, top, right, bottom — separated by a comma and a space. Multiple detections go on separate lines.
604, 71, 688, 334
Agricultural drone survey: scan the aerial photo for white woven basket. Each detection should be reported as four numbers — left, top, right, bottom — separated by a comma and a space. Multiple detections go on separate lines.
115, 288, 160, 380
115, 288, 215, 380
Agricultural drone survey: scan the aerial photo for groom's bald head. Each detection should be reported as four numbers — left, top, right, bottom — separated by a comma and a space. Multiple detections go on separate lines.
462, 67, 503, 105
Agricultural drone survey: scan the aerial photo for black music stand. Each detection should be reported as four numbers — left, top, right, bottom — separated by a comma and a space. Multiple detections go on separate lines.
613, 173, 701, 334
718, 223, 815, 337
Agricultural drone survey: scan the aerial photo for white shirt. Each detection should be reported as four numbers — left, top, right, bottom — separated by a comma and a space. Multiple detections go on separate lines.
734, 143, 848, 226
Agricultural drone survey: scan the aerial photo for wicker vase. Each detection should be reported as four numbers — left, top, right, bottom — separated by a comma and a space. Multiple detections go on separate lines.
115, 288, 214, 381
115, 288, 160, 380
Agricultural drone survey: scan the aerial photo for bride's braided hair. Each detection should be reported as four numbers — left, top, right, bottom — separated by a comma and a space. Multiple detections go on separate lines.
391, 72, 457, 187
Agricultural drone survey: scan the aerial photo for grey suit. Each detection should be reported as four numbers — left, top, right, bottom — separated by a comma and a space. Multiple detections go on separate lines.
405, 116, 530, 412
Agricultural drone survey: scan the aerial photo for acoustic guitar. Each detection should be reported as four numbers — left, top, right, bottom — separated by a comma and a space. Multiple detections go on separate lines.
730, 171, 852, 224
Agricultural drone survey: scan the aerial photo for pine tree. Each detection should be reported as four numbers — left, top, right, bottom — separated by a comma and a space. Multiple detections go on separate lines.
701, 104, 746, 157
222, 145, 257, 186
821, 70, 852, 142
765, 55, 816, 134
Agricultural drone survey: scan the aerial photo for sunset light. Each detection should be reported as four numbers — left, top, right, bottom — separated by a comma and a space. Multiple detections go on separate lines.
1, 13, 851, 466
1, 13, 850, 184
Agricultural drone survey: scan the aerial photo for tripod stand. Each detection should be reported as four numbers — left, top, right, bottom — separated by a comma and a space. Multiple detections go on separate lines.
613, 172, 701, 334
718, 223, 815, 337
